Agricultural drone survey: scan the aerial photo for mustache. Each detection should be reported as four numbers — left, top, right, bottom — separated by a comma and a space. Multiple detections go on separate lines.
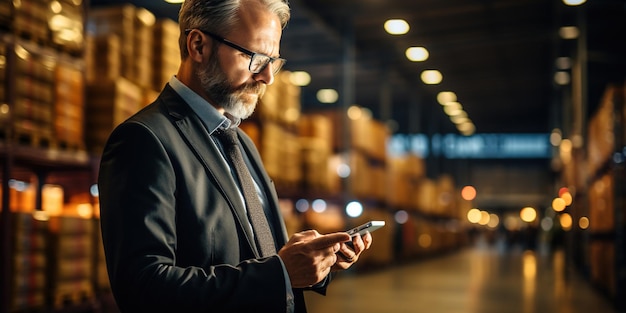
233, 82, 264, 95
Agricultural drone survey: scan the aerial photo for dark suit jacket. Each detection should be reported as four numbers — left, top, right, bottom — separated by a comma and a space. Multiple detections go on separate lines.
98, 85, 310, 312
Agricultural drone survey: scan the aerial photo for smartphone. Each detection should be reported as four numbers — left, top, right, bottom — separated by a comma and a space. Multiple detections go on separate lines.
340, 220, 385, 254
346, 220, 385, 237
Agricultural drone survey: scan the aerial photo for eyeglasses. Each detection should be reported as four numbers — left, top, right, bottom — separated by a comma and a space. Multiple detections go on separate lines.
185, 29, 286, 75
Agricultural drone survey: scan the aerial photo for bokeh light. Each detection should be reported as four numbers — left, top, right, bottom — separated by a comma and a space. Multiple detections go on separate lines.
520, 207, 537, 223
560, 213, 573, 231
345, 201, 363, 217
560, 192, 573, 206
312, 199, 327, 213
552, 197, 566, 212
579, 216, 590, 230
395, 210, 409, 224
384, 19, 410, 35
461, 185, 477, 201
467, 208, 481, 224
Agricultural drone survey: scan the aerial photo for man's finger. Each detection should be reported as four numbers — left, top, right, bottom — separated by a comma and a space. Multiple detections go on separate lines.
307, 232, 351, 250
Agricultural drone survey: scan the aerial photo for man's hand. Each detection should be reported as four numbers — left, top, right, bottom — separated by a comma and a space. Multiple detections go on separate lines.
278, 230, 350, 288
333, 232, 373, 270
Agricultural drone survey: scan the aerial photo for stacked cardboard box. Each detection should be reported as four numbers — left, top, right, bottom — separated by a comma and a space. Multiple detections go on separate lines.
0, 42, 5, 127
587, 85, 616, 175
4, 0, 85, 54
349, 150, 386, 202
12, 0, 49, 43
299, 114, 334, 194
258, 71, 301, 127
12, 42, 55, 147
578, 83, 625, 304
53, 62, 84, 150
85, 77, 142, 154
88, 4, 155, 89
590, 241, 616, 297
386, 155, 425, 210
10, 212, 49, 312
350, 114, 389, 162
48, 0, 85, 55
588, 173, 614, 232
48, 215, 95, 310
416, 178, 437, 214
152, 18, 180, 91
96, 221, 110, 292
85, 34, 120, 83
260, 121, 302, 193
434, 174, 457, 217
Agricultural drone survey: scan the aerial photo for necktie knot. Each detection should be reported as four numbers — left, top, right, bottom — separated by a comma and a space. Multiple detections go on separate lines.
215, 128, 239, 147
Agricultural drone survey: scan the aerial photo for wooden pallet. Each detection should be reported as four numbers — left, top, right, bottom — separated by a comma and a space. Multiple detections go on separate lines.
14, 130, 52, 149
50, 139, 86, 153
52, 285, 94, 310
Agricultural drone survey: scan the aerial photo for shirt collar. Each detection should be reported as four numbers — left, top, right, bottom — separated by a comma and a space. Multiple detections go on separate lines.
168, 76, 238, 133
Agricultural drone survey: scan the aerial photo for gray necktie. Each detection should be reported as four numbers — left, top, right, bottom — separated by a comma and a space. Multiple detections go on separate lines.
215, 128, 276, 257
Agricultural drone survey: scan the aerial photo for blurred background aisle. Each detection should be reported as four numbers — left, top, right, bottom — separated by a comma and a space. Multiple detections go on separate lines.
305, 243, 617, 313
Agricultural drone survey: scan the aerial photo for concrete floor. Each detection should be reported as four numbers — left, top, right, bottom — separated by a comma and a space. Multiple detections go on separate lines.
304, 247, 618, 313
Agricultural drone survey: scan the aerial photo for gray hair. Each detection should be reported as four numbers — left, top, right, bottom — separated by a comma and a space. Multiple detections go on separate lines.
178, 0, 290, 59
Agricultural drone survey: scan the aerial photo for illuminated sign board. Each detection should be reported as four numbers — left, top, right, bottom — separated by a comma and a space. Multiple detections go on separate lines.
388, 133, 551, 159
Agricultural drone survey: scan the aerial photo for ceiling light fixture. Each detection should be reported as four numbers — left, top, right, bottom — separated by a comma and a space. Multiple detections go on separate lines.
458, 122, 475, 136
559, 26, 579, 39
562, 0, 587, 6
289, 71, 311, 86
165, 0, 185, 3
384, 19, 410, 35
317, 89, 338, 104
554, 72, 571, 85
436, 91, 457, 105
405, 46, 429, 62
444, 103, 463, 116
421, 70, 442, 84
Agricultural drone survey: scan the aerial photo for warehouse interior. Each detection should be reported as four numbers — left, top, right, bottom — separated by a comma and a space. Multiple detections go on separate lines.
1, 0, 625, 312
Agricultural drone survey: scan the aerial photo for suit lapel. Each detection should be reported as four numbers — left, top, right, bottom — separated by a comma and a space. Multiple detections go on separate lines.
158, 86, 261, 257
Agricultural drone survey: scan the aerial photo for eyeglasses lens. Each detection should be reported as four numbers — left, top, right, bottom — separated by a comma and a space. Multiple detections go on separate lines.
250, 55, 284, 75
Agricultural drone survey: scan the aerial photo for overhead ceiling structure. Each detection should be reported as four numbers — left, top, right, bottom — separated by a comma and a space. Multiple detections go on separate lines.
89, 0, 625, 136
283, 0, 626, 136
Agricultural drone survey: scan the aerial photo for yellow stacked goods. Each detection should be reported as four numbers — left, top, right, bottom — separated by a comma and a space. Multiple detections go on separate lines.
259, 121, 301, 193
434, 174, 456, 217
85, 77, 142, 154
85, 34, 120, 83
588, 173, 614, 233
9, 212, 49, 312
53, 62, 84, 150
152, 18, 180, 91
299, 114, 334, 195
386, 155, 425, 210
12, 0, 49, 43
48, 215, 96, 309
48, 0, 85, 54
88, 4, 155, 88
13, 42, 55, 147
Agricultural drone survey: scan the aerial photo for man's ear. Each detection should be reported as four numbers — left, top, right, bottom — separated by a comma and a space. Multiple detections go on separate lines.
187, 30, 210, 62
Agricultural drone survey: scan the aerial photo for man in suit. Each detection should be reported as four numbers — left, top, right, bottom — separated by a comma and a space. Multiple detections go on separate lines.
97, 0, 372, 312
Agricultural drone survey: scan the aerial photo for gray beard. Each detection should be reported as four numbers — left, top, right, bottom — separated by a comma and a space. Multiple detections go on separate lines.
196, 57, 260, 120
